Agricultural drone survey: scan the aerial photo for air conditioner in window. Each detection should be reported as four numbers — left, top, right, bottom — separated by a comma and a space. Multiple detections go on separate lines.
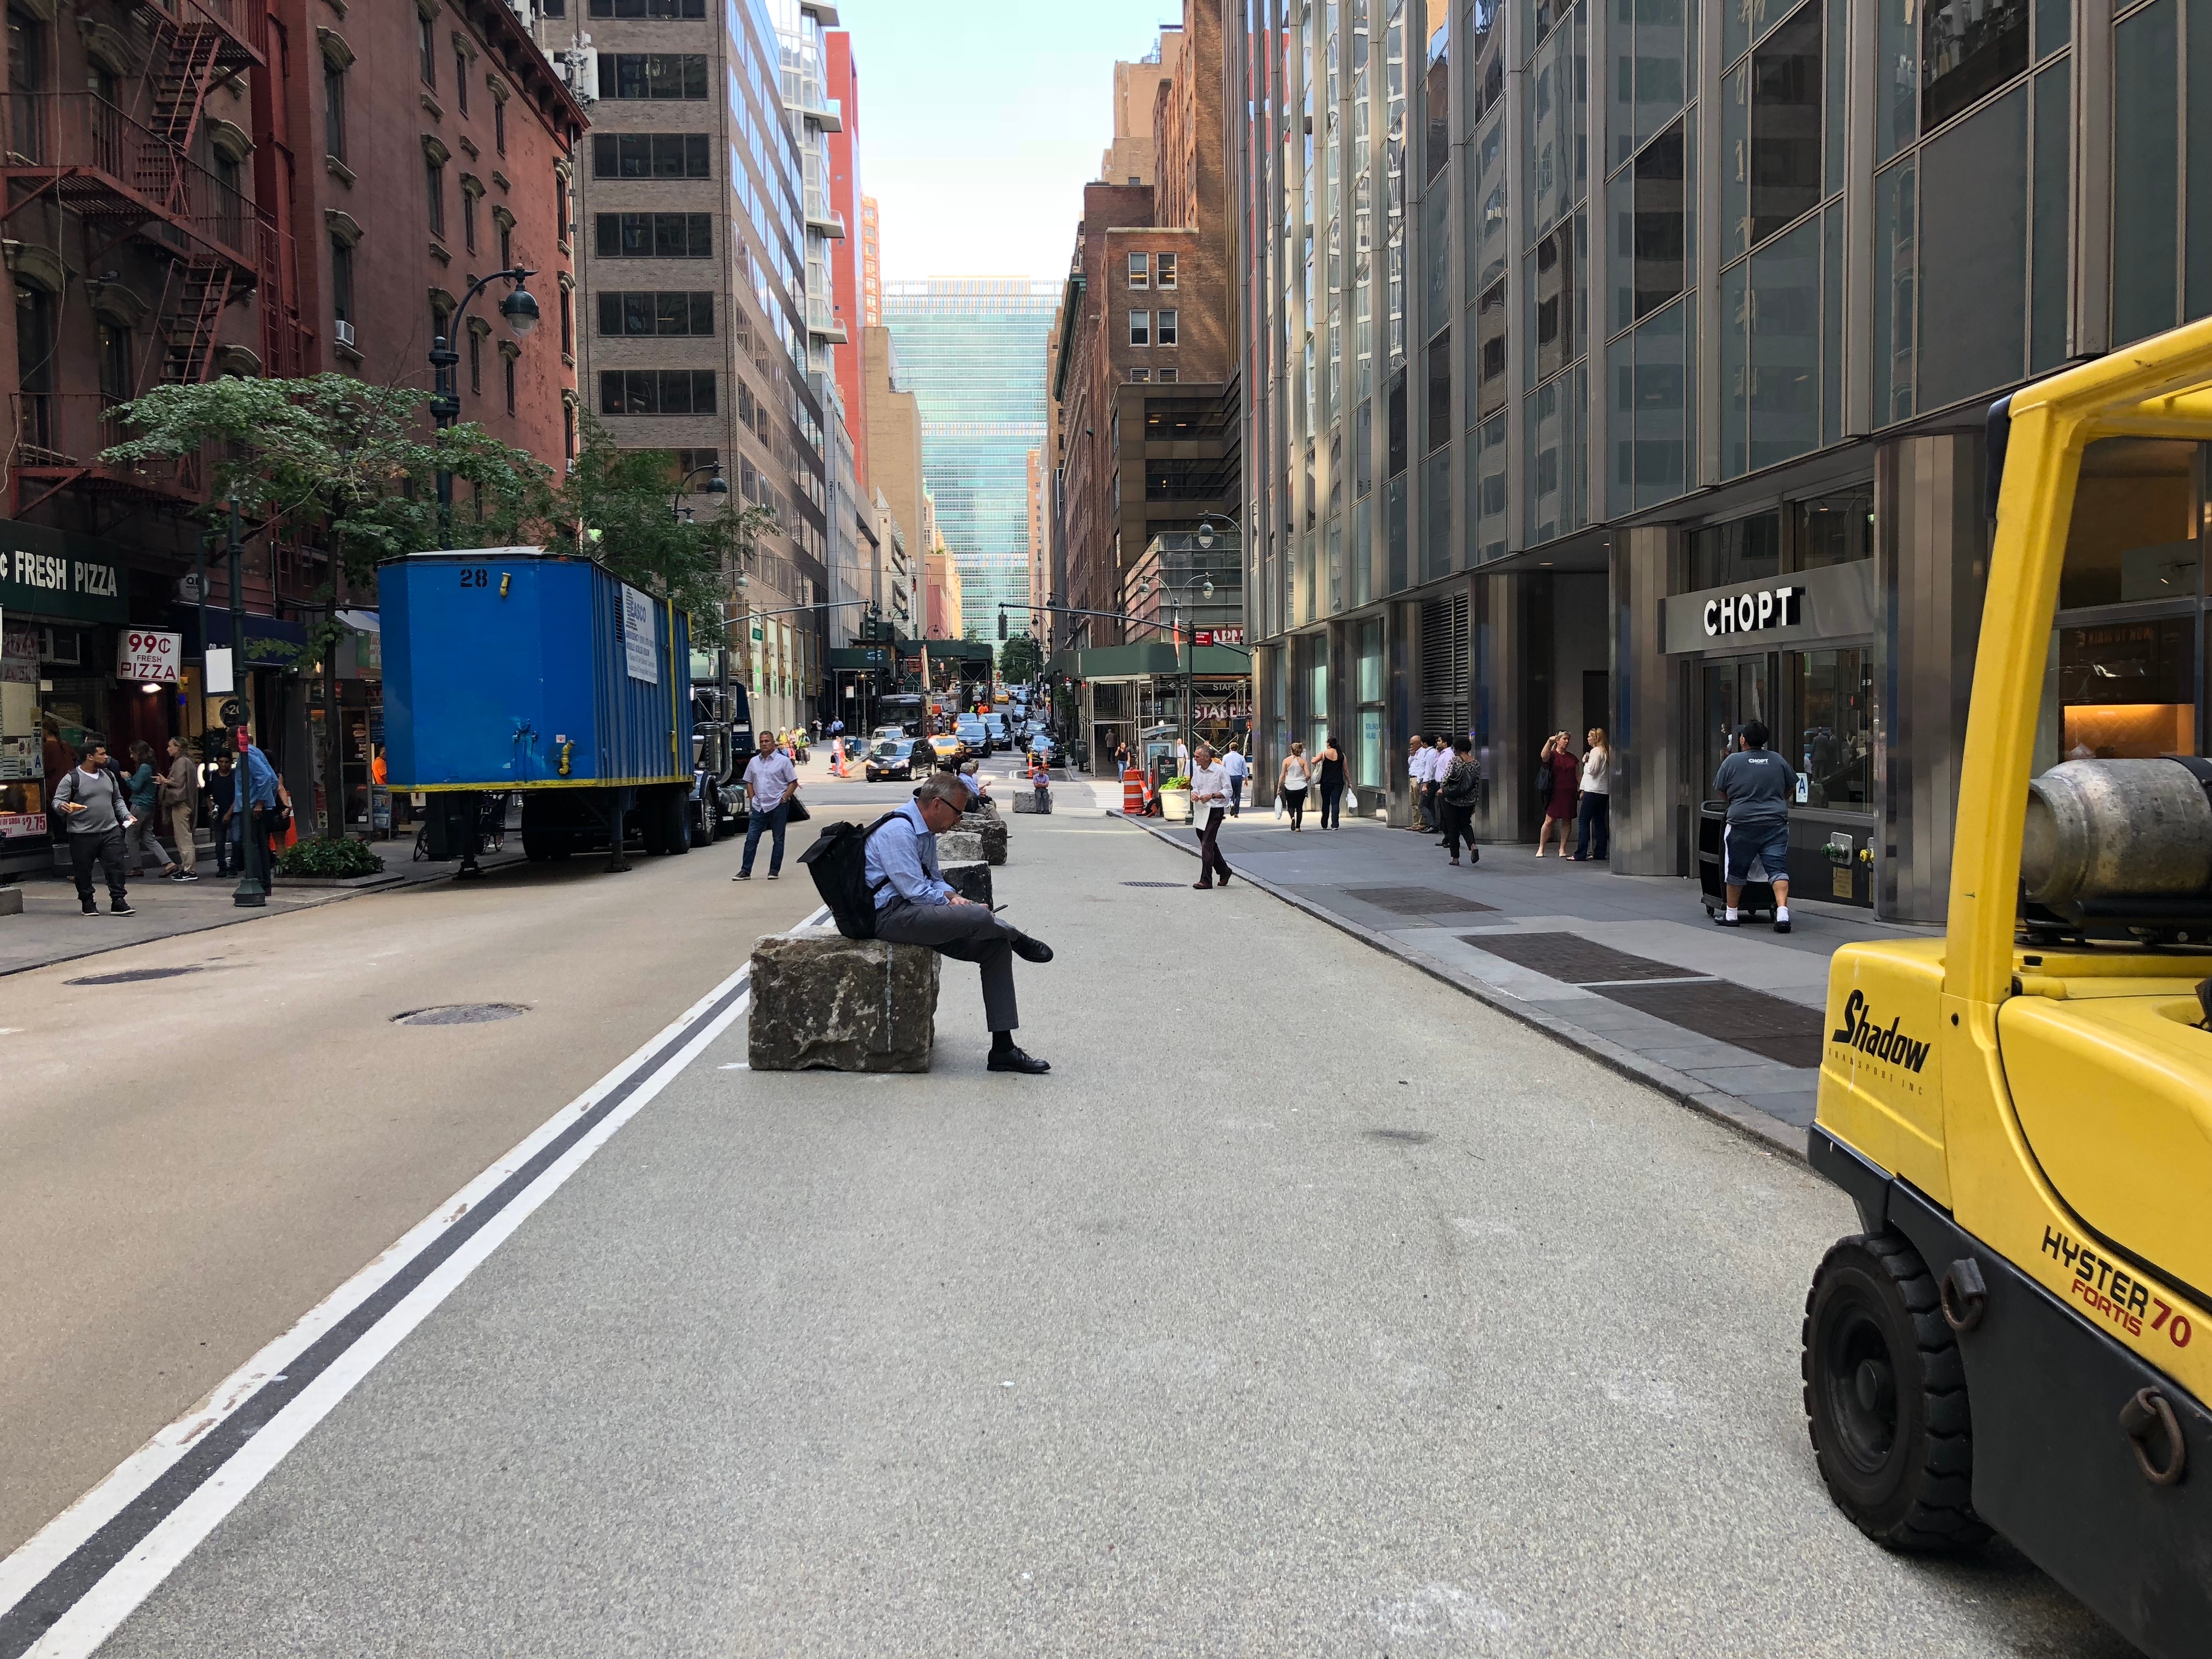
334, 319, 357, 348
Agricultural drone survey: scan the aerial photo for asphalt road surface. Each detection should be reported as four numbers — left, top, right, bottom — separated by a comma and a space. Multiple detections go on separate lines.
5, 774, 2132, 1656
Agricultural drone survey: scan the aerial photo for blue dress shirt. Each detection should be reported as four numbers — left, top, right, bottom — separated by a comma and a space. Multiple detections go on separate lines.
864, 800, 953, 910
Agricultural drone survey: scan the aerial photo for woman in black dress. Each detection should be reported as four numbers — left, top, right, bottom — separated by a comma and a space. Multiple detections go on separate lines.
1315, 735, 1348, 830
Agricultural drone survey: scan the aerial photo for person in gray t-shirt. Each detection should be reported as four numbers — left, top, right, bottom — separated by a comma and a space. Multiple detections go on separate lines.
1712, 719, 1798, 933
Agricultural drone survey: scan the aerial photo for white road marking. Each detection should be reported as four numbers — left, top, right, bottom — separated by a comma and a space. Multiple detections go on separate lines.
2, 905, 826, 1659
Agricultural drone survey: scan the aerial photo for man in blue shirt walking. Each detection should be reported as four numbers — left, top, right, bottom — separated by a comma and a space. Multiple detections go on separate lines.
865, 774, 1054, 1073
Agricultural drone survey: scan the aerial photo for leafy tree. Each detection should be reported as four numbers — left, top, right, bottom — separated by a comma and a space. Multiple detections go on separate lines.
101, 380, 776, 835
997, 632, 1042, 684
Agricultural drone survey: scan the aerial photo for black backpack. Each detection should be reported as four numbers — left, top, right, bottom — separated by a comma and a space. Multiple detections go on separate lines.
798, 812, 904, 939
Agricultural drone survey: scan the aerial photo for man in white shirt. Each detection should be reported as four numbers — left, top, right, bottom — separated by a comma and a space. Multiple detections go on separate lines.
733, 731, 799, 880
1406, 736, 1431, 832
1188, 743, 1233, 889
1222, 741, 1250, 816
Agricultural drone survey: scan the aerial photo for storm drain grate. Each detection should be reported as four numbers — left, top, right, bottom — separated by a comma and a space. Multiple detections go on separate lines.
1341, 885, 1497, 916
391, 1003, 530, 1026
1591, 981, 1826, 1070
66, 966, 201, 986
1121, 881, 1187, 888
1453, 932, 1706, 984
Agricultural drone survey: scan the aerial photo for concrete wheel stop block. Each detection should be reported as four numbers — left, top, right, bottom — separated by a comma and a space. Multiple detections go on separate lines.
956, 814, 1008, 865
0, 885, 21, 917
942, 859, 992, 906
748, 926, 940, 1073
938, 830, 984, 865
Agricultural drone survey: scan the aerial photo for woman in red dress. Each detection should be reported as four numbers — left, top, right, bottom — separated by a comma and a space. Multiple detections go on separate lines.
1535, 731, 1581, 857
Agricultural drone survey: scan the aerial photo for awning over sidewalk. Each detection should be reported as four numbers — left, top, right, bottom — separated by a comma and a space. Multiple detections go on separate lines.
1063, 642, 1251, 680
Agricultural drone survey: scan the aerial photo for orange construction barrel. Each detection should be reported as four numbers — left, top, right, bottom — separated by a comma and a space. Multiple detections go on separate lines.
1122, 768, 1146, 814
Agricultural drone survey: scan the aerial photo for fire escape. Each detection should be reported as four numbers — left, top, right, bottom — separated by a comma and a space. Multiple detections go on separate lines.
1, 0, 281, 514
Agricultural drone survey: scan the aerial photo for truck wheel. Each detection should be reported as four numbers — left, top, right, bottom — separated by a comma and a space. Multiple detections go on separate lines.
662, 787, 692, 854
1803, 1233, 1990, 1552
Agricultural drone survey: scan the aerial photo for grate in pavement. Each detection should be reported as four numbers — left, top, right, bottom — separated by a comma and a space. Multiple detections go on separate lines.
1121, 881, 1187, 888
391, 1003, 530, 1026
1341, 885, 1497, 916
1455, 932, 1702, 984
1591, 981, 1825, 1069
66, 966, 201, 985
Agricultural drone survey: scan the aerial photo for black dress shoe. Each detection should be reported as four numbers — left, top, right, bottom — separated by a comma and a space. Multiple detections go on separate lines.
988, 1045, 1051, 1074
1011, 933, 1054, 963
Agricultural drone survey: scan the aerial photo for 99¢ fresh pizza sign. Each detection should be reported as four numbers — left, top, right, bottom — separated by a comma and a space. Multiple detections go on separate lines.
116, 629, 182, 682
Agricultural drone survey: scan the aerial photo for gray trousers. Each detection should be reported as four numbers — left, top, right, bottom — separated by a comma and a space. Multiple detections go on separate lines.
873, 896, 1020, 1032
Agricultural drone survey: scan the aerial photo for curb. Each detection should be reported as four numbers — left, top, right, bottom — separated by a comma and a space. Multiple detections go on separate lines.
1109, 810, 1807, 1164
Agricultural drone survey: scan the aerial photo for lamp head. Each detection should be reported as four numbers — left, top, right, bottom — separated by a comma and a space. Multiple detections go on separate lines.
706, 470, 730, 495
500, 284, 541, 338
1202, 576, 1215, 597
1195, 522, 1215, 550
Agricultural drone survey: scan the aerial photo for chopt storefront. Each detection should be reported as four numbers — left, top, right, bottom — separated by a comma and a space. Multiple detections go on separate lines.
0, 524, 138, 878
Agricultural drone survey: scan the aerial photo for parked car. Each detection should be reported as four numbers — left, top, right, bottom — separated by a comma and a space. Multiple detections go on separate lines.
865, 738, 919, 782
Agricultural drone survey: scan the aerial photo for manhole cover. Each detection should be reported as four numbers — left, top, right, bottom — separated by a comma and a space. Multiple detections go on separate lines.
391, 1003, 529, 1026
1342, 886, 1496, 916
1120, 881, 1186, 888
66, 966, 201, 986
1367, 1128, 1436, 1145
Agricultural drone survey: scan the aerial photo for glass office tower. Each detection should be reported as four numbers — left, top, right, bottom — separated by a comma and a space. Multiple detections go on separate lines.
1228, 0, 2212, 922
882, 278, 1060, 640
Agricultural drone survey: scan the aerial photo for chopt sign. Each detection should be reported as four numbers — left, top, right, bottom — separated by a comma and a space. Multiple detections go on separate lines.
116, 629, 182, 682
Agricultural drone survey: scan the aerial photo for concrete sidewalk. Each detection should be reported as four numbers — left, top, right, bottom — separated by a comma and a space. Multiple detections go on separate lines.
1118, 803, 1937, 1156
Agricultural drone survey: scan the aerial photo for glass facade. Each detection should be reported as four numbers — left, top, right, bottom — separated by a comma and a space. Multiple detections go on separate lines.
881, 279, 1058, 638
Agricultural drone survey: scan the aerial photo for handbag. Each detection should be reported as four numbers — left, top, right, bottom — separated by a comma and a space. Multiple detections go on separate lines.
785, 795, 811, 823
1533, 757, 1552, 797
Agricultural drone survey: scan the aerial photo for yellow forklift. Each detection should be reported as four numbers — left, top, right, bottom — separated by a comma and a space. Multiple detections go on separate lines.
1803, 319, 2212, 1658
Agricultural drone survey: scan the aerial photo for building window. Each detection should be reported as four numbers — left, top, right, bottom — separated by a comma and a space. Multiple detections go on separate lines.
1127, 251, 1148, 289
554, 168, 568, 242
468, 327, 482, 393
1156, 251, 1176, 289
593, 212, 713, 258
504, 347, 517, 415
455, 49, 469, 112
498, 215, 512, 268
330, 235, 354, 328
592, 132, 712, 178
493, 89, 506, 154
1745, 5, 1822, 249
429, 299, 454, 353
9, 10, 46, 163
558, 285, 573, 353
462, 184, 478, 252
1426, 325, 1452, 453
425, 156, 445, 236
1157, 308, 1178, 347
324, 61, 347, 161
417, 9, 435, 87
95, 320, 131, 404
599, 369, 718, 414
596, 291, 715, 335
563, 400, 577, 458
1129, 308, 1150, 347
610, 54, 708, 99
1129, 366, 1150, 381
591, 0, 706, 14
1159, 367, 1177, 383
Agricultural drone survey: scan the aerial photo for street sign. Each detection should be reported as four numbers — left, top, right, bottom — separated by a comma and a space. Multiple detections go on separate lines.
116, 628, 182, 682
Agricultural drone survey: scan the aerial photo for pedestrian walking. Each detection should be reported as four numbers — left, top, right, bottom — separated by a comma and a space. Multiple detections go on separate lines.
1534, 732, 1580, 856
866, 773, 1054, 1073
733, 730, 799, 881
1437, 736, 1483, 866
1278, 741, 1312, 831
159, 737, 202, 879
50, 741, 136, 916
1188, 743, 1234, 889
1222, 740, 1249, 816
1406, 736, 1432, 831
207, 753, 237, 876
1713, 718, 1797, 933
122, 741, 183, 880
1315, 734, 1347, 828
1572, 727, 1611, 861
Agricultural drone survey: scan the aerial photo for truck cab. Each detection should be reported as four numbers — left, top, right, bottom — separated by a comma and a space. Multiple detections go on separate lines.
1802, 320, 2212, 1657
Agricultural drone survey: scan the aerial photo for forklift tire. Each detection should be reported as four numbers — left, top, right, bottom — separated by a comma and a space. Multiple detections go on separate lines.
1803, 1233, 1990, 1553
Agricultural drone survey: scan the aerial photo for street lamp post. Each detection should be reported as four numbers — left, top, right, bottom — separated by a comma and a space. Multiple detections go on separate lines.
670, 464, 732, 777
225, 493, 266, 908
427, 266, 540, 547
1141, 572, 1216, 771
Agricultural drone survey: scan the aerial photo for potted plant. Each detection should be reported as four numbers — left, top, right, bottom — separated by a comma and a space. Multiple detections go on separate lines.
1159, 774, 1193, 822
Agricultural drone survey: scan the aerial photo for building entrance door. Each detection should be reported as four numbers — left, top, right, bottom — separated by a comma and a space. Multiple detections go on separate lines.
1701, 656, 1770, 798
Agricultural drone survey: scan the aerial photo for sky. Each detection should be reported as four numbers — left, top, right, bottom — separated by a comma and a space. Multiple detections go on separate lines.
831, 2, 1183, 285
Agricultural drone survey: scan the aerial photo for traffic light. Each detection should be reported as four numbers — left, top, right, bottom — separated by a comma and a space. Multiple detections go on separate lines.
997, 609, 1007, 641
